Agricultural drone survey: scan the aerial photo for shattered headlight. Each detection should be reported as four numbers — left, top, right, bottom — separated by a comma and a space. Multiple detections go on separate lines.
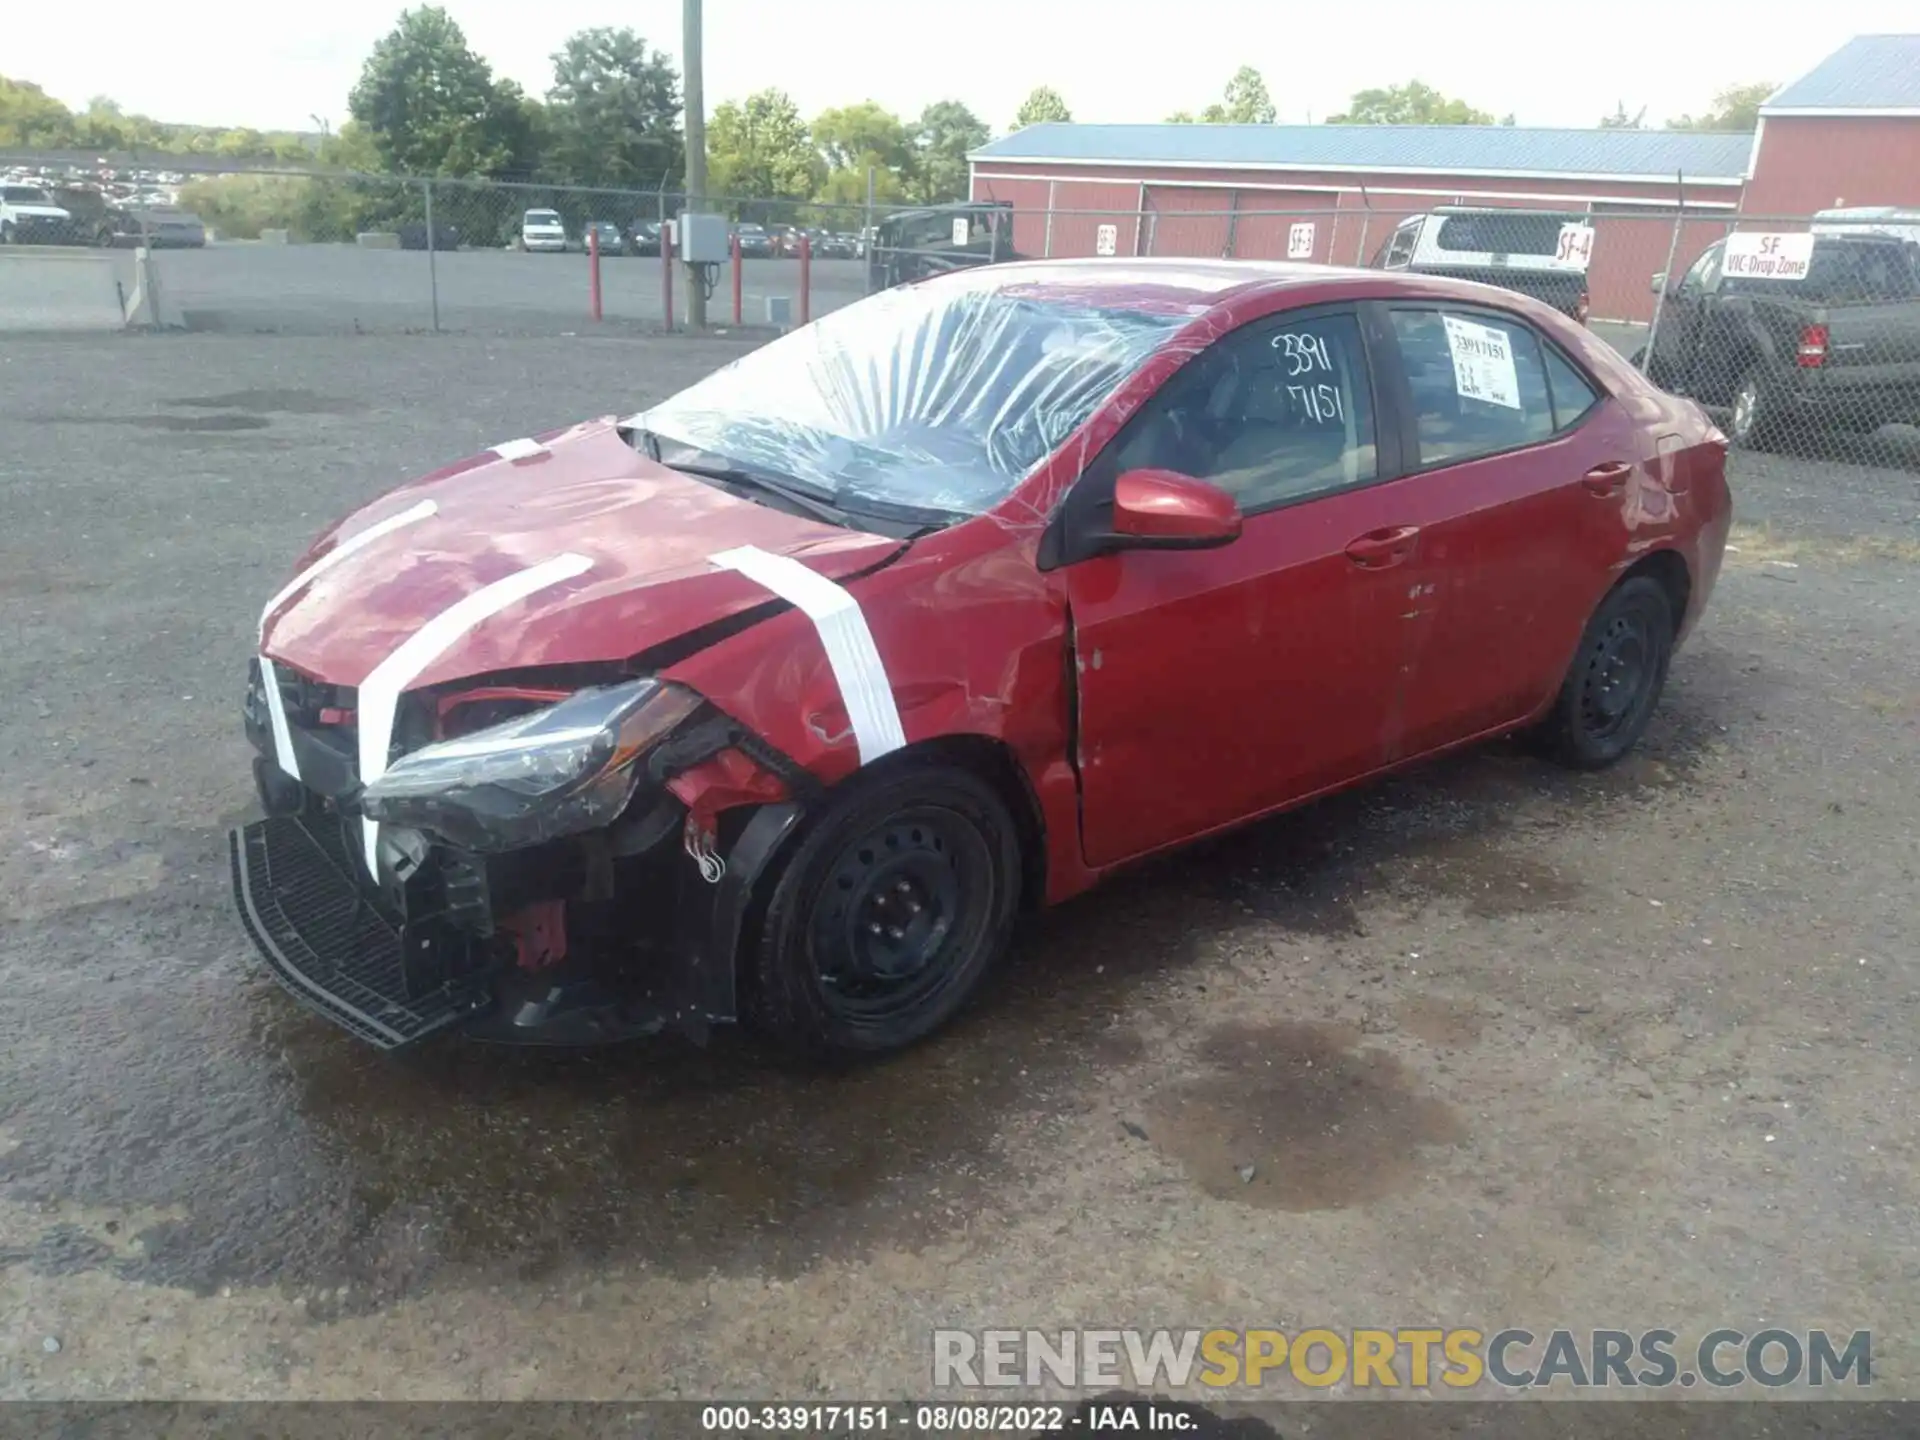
358, 678, 703, 852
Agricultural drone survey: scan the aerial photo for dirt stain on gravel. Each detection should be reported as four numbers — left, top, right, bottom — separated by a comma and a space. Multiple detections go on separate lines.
1397, 996, 1484, 1049
1401, 846, 1587, 920
1145, 1021, 1464, 1210
167, 389, 366, 416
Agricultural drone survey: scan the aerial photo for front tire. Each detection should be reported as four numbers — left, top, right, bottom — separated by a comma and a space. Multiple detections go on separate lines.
745, 761, 1021, 1058
1533, 576, 1675, 771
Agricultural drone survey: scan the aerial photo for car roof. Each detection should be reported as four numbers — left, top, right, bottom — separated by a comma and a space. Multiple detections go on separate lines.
922, 256, 1584, 327
924, 256, 1404, 309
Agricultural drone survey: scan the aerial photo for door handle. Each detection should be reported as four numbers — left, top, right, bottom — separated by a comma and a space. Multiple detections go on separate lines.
1582, 461, 1633, 496
1344, 525, 1420, 568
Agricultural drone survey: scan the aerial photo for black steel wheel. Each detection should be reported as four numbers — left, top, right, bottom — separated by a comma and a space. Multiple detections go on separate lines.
1532, 575, 1676, 770
747, 761, 1020, 1057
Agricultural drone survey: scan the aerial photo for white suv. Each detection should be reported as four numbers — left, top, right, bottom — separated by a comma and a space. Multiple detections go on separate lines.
0, 184, 74, 245
520, 208, 567, 253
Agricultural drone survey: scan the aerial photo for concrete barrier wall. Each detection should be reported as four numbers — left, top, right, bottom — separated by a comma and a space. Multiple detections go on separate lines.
0, 250, 134, 332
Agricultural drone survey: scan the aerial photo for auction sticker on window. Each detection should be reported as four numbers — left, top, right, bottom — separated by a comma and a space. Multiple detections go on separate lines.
1442, 315, 1520, 409
1724, 232, 1814, 280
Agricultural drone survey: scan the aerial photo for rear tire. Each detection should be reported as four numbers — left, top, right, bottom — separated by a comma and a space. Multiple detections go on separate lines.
745, 761, 1021, 1059
1532, 576, 1675, 771
1729, 367, 1786, 452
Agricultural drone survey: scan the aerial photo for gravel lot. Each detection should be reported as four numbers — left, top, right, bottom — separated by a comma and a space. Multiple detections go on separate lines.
0, 332, 1917, 1403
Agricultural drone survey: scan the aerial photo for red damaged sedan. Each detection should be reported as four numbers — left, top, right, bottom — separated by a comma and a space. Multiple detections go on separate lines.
234, 258, 1730, 1055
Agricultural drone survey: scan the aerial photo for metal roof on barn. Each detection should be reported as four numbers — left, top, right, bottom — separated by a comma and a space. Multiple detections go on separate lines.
969, 124, 1755, 182
1765, 34, 1920, 112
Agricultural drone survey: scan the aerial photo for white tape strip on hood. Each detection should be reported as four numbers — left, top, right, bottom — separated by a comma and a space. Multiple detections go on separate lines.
258, 499, 438, 643
491, 437, 548, 461
709, 545, 905, 765
355, 552, 594, 873
257, 657, 302, 782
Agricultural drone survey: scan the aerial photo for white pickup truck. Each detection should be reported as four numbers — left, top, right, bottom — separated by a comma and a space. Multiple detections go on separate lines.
0, 184, 75, 245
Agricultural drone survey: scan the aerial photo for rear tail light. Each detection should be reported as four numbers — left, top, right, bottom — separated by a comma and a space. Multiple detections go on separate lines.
1796, 322, 1829, 368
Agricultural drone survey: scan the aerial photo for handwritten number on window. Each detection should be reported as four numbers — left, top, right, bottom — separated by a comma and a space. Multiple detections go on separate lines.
1272, 330, 1334, 377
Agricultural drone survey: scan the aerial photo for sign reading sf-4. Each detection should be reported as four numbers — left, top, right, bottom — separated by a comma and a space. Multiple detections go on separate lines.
233, 259, 1731, 1059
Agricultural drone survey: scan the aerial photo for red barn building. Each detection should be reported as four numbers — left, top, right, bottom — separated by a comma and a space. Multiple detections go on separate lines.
967, 33, 1920, 324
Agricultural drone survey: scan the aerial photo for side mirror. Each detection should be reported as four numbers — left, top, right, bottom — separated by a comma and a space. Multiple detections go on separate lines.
1650, 272, 1667, 295
1108, 469, 1242, 550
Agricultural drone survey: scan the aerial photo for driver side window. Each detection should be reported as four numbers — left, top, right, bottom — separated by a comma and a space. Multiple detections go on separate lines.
1683, 244, 1722, 292
1107, 311, 1379, 514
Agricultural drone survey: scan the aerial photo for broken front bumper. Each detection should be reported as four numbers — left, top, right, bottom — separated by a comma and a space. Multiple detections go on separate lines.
230, 813, 494, 1049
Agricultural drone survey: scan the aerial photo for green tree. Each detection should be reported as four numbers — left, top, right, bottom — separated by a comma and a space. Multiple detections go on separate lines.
1164, 109, 1197, 124
0, 77, 77, 147
348, 7, 526, 175
709, 88, 821, 202
812, 101, 911, 209
544, 27, 681, 189
812, 101, 912, 172
1013, 86, 1072, 128
1328, 81, 1494, 125
910, 99, 989, 203
1600, 101, 1647, 129
1668, 81, 1774, 132
1208, 66, 1277, 124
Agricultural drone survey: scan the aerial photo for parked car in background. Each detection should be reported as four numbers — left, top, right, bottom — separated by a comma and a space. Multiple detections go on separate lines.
52, 186, 206, 248
867, 201, 1018, 289
1372, 209, 1593, 325
734, 223, 772, 258
1643, 233, 1920, 449
0, 184, 73, 245
520, 208, 568, 253
398, 220, 461, 251
627, 221, 663, 257
766, 224, 801, 257
836, 232, 864, 259
577, 221, 624, 255
232, 259, 1728, 1059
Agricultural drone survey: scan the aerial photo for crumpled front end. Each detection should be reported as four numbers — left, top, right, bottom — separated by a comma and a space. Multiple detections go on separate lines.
232, 656, 809, 1050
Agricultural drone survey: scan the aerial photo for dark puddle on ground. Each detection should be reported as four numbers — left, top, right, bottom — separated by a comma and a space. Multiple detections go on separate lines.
166, 389, 366, 416
1144, 1021, 1464, 1210
0, 692, 1723, 1306
25, 412, 271, 432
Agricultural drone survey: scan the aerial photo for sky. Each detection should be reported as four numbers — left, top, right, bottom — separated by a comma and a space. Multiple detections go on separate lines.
10, 0, 1916, 136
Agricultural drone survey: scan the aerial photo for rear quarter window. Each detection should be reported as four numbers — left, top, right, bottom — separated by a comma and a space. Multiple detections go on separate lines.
1433, 213, 1570, 257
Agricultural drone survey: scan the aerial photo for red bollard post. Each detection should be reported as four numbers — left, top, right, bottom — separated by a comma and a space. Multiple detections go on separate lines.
732, 231, 743, 326
587, 227, 603, 322
799, 234, 812, 326
661, 226, 674, 332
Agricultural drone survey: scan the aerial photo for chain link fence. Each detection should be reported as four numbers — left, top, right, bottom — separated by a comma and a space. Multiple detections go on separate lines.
5, 151, 1918, 462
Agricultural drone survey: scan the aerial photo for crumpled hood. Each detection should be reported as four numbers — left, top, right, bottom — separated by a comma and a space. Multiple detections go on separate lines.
260, 418, 902, 690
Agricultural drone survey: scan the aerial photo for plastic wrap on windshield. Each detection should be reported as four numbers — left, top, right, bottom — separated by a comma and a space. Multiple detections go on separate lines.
635, 272, 1209, 532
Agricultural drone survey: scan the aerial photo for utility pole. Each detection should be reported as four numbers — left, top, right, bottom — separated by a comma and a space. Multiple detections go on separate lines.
682, 0, 707, 329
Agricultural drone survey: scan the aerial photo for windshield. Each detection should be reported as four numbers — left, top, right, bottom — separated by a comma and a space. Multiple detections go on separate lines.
637, 277, 1189, 519
525, 210, 560, 224
4, 186, 53, 205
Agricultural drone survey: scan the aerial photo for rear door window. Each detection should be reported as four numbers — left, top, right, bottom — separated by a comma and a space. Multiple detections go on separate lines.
1388, 308, 1557, 466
